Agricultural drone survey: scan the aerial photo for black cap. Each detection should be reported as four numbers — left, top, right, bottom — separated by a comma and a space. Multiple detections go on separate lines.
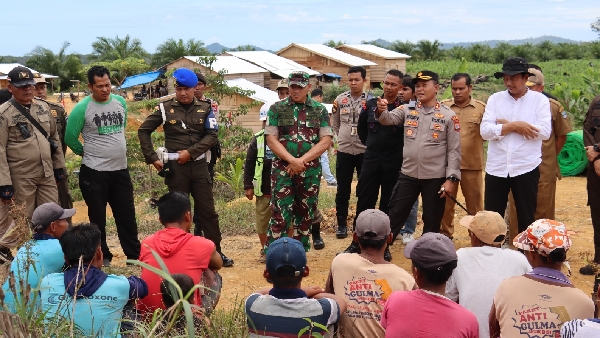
195, 71, 207, 85
494, 57, 530, 79
412, 70, 439, 84
0, 89, 12, 105
7, 66, 36, 87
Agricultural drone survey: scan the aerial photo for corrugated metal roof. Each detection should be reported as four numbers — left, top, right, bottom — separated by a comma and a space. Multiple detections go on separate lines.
340, 44, 411, 59
183, 56, 266, 75
284, 44, 377, 67
0, 63, 58, 78
226, 78, 279, 103
226, 51, 320, 77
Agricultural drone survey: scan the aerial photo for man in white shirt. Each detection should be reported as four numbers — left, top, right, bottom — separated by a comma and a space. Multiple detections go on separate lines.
480, 57, 551, 233
445, 211, 531, 337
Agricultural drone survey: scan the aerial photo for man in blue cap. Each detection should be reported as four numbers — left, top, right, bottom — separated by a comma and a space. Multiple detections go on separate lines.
138, 68, 233, 266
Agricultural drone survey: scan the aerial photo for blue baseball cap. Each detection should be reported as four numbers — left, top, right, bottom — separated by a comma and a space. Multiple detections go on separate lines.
173, 68, 198, 88
266, 238, 306, 278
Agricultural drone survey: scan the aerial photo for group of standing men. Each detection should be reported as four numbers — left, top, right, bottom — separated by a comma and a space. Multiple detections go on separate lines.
256, 56, 586, 266
0, 65, 233, 267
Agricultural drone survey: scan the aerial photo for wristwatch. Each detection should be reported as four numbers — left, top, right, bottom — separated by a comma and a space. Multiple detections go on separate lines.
447, 175, 460, 182
594, 143, 600, 152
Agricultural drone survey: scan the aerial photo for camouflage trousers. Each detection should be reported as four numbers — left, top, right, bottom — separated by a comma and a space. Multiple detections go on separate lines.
265, 159, 321, 252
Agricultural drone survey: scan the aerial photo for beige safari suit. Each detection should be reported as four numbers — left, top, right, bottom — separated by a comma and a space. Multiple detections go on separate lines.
509, 98, 572, 241
440, 98, 486, 238
0, 99, 64, 243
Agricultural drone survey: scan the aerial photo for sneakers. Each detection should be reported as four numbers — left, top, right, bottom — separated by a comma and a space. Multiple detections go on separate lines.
326, 181, 338, 188
220, 252, 234, 267
402, 233, 414, 245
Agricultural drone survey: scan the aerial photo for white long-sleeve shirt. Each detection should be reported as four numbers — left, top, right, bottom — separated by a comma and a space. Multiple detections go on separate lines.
480, 89, 551, 177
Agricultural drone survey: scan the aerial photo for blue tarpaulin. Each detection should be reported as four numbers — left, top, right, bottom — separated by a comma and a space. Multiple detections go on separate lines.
324, 73, 342, 79
120, 70, 164, 89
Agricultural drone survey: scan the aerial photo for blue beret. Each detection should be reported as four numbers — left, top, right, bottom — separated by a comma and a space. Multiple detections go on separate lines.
173, 68, 198, 88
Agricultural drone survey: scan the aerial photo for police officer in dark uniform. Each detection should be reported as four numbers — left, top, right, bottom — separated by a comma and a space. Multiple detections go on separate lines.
33, 75, 73, 224
580, 95, 600, 275
138, 68, 233, 267
341, 69, 406, 260
194, 72, 221, 181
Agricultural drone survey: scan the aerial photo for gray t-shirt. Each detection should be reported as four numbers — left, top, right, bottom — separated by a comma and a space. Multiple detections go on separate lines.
64, 94, 128, 171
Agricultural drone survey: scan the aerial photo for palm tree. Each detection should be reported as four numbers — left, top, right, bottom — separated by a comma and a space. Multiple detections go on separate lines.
389, 40, 416, 56
323, 40, 345, 48
468, 44, 492, 63
151, 38, 210, 68
535, 40, 554, 62
511, 43, 535, 62
25, 41, 84, 91
446, 46, 468, 60
492, 42, 513, 63
416, 40, 443, 60
90, 35, 148, 62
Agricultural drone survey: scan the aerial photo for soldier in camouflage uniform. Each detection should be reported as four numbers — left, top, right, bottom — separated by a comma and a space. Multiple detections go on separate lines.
264, 71, 333, 252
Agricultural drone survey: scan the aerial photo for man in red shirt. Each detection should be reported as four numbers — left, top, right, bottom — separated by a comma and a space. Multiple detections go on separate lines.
137, 191, 223, 316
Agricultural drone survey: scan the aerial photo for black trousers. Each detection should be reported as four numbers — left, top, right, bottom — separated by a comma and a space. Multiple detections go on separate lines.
57, 173, 73, 225
388, 173, 446, 241
336, 151, 364, 221
165, 159, 222, 248
587, 163, 600, 262
353, 159, 401, 229
79, 165, 141, 261
484, 167, 539, 234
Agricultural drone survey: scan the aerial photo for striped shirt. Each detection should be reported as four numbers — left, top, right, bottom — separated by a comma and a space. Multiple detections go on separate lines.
245, 288, 340, 338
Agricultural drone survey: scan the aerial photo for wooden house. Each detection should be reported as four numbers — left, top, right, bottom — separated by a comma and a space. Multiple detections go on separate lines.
164, 56, 270, 89
336, 44, 411, 87
276, 44, 377, 89
222, 51, 320, 90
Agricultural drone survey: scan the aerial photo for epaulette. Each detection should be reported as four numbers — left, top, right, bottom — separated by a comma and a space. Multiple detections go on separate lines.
36, 98, 64, 111
549, 98, 563, 109
337, 91, 351, 100
472, 99, 487, 107
440, 98, 453, 104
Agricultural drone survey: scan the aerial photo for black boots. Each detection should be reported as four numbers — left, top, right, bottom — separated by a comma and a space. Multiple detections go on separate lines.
312, 223, 325, 250
336, 217, 348, 239
216, 243, 234, 267
343, 241, 361, 254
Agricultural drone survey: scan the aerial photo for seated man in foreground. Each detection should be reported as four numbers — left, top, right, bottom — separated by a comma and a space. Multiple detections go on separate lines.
445, 211, 531, 337
2, 202, 74, 313
137, 191, 223, 317
245, 237, 346, 337
326, 209, 415, 337
40, 223, 148, 337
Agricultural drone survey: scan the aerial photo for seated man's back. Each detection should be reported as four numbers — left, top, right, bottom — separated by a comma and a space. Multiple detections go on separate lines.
327, 209, 415, 337
246, 237, 344, 338
39, 223, 147, 338
2, 202, 74, 312
446, 211, 531, 337
137, 192, 222, 315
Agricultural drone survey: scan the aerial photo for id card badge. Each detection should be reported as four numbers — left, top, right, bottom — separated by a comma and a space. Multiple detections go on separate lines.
351, 125, 358, 136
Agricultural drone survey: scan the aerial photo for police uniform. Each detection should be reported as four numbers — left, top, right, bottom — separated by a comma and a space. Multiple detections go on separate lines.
377, 98, 461, 238
138, 69, 228, 262
584, 95, 600, 263
331, 90, 367, 236
37, 97, 73, 223
439, 97, 486, 238
0, 98, 65, 218
264, 72, 333, 252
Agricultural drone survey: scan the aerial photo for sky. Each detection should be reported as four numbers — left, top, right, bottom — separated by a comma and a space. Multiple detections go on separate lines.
1, 0, 598, 56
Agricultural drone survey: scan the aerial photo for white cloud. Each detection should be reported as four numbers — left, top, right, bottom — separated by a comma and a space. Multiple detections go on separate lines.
342, 14, 351, 19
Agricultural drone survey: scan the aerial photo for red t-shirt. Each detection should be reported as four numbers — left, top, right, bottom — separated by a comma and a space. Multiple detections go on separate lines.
136, 227, 215, 315
381, 289, 479, 338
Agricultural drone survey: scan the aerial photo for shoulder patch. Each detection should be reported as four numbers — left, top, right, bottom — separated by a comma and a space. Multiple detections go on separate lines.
561, 111, 568, 119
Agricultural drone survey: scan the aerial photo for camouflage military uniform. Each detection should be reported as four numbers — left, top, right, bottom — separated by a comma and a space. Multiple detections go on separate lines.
264, 97, 333, 251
